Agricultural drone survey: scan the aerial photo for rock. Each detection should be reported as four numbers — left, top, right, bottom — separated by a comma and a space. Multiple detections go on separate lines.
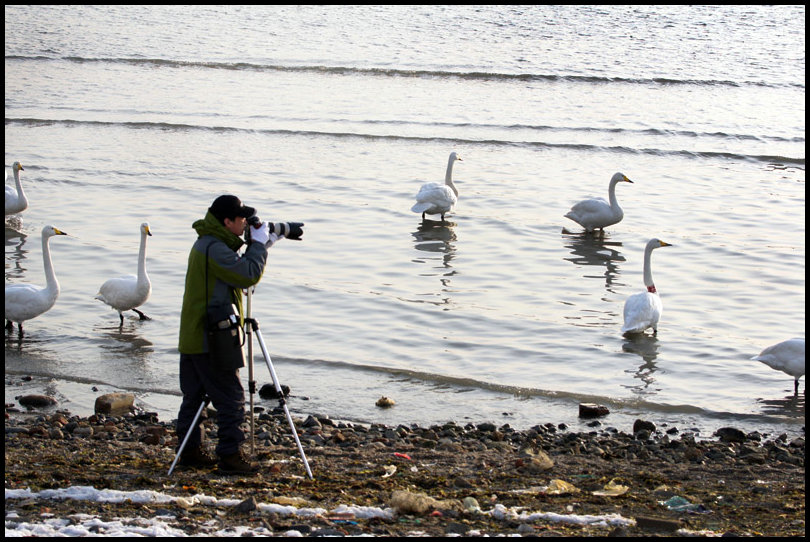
259, 383, 290, 399
94, 393, 135, 416
633, 419, 656, 434
714, 427, 746, 443
578, 403, 610, 418
17, 394, 58, 408
375, 396, 395, 408
635, 515, 682, 532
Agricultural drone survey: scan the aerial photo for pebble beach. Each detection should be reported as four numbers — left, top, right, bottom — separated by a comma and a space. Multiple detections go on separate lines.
4, 393, 805, 537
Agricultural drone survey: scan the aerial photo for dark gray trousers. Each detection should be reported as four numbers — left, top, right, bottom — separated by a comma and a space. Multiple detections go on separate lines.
175, 352, 245, 456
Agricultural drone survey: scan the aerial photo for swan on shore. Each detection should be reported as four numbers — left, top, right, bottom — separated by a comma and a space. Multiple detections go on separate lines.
5, 225, 68, 335
565, 172, 633, 233
621, 238, 672, 336
411, 152, 462, 221
751, 338, 805, 394
5, 161, 28, 215
95, 222, 153, 326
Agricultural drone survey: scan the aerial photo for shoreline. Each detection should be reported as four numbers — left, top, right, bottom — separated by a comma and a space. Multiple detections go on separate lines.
5, 399, 805, 537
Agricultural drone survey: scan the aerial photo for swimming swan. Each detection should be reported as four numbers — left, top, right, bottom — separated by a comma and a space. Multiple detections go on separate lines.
5, 161, 28, 215
5, 225, 68, 335
621, 238, 672, 336
751, 338, 805, 394
95, 222, 153, 326
411, 152, 462, 221
565, 172, 633, 233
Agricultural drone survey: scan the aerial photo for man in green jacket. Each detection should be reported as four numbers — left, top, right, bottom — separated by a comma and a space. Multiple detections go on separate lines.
175, 194, 302, 473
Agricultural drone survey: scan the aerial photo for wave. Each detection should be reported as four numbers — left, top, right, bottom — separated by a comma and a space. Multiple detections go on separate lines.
6, 117, 805, 167
6, 54, 804, 90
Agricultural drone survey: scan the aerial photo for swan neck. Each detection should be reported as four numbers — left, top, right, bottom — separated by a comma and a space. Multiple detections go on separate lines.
445, 157, 458, 196
41, 235, 60, 296
137, 231, 149, 282
608, 179, 620, 210
13, 168, 26, 197
642, 246, 655, 289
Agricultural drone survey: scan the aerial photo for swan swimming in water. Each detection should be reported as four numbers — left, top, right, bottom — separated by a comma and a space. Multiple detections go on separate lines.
5, 161, 28, 216
565, 172, 633, 233
5, 225, 68, 335
751, 338, 805, 394
95, 222, 153, 326
621, 238, 672, 336
411, 152, 462, 221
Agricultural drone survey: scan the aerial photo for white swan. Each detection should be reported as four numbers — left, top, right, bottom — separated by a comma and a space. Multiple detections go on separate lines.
95, 222, 153, 326
751, 338, 805, 394
5, 225, 68, 335
621, 238, 672, 336
565, 172, 633, 233
5, 161, 28, 215
411, 152, 462, 221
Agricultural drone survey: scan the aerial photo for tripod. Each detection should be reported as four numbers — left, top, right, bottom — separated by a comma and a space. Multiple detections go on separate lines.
168, 287, 313, 479
244, 286, 313, 479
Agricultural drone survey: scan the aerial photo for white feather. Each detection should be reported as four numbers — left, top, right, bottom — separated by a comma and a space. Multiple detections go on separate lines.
751, 338, 805, 393
5, 225, 68, 334
565, 172, 633, 232
621, 238, 671, 335
5, 161, 28, 215
95, 222, 153, 325
411, 152, 462, 220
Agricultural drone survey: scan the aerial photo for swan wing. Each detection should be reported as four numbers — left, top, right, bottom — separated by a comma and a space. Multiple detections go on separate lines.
621, 291, 662, 334
5, 284, 56, 321
565, 197, 620, 230
412, 183, 456, 212
751, 338, 805, 378
96, 275, 151, 310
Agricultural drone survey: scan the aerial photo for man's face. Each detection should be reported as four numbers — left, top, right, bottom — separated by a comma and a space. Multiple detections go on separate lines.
224, 216, 247, 237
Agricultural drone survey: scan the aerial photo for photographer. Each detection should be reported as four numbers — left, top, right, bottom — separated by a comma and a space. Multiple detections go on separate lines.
175, 194, 303, 474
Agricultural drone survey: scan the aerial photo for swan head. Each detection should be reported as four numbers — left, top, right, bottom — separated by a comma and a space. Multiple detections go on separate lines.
141, 222, 153, 237
13, 161, 25, 173
648, 238, 672, 250
611, 172, 633, 185
42, 225, 68, 239
449, 152, 462, 162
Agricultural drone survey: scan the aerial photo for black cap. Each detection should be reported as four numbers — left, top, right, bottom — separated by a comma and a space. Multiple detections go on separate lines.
208, 195, 256, 223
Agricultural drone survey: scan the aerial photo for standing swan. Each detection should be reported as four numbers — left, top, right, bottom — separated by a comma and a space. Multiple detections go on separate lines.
5, 225, 69, 335
751, 338, 805, 394
96, 222, 153, 326
565, 172, 633, 233
411, 152, 462, 221
621, 238, 672, 336
5, 161, 28, 215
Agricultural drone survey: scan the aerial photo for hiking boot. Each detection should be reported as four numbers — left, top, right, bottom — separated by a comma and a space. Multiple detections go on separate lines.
218, 451, 259, 474
178, 446, 218, 468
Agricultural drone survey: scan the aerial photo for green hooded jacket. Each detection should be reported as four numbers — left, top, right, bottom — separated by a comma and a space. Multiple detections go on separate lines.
178, 211, 268, 354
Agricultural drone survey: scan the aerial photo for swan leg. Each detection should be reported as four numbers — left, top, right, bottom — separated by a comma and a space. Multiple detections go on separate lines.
5, 320, 12, 332
421, 212, 426, 220
118, 312, 124, 326
133, 309, 151, 321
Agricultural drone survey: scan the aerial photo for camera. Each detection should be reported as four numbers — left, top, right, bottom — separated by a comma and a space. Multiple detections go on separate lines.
247, 214, 305, 241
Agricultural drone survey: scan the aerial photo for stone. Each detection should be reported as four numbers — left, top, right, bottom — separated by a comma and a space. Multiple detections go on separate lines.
94, 393, 135, 416
17, 394, 58, 408
578, 403, 610, 418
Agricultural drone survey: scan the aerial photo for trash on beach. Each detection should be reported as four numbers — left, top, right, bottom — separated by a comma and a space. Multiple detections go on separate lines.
546, 479, 580, 495
659, 496, 710, 513
591, 479, 629, 497
393, 452, 412, 461
382, 465, 397, 478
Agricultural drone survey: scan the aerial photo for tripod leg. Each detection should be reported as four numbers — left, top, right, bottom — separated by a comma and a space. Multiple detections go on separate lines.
253, 327, 314, 479
168, 398, 208, 476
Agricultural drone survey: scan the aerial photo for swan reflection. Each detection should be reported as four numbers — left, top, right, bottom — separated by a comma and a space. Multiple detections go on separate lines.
561, 229, 624, 289
99, 323, 155, 363
621, 334, 661, 394
411, 220, 458, 307
5, 226, 29, 280
412, 220, 457, 269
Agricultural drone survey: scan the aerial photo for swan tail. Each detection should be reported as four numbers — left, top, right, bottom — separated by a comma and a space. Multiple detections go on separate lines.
411, 202, 433, 214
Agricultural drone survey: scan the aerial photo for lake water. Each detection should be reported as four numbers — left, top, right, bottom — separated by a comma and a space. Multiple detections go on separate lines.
5, 5, 805, 438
